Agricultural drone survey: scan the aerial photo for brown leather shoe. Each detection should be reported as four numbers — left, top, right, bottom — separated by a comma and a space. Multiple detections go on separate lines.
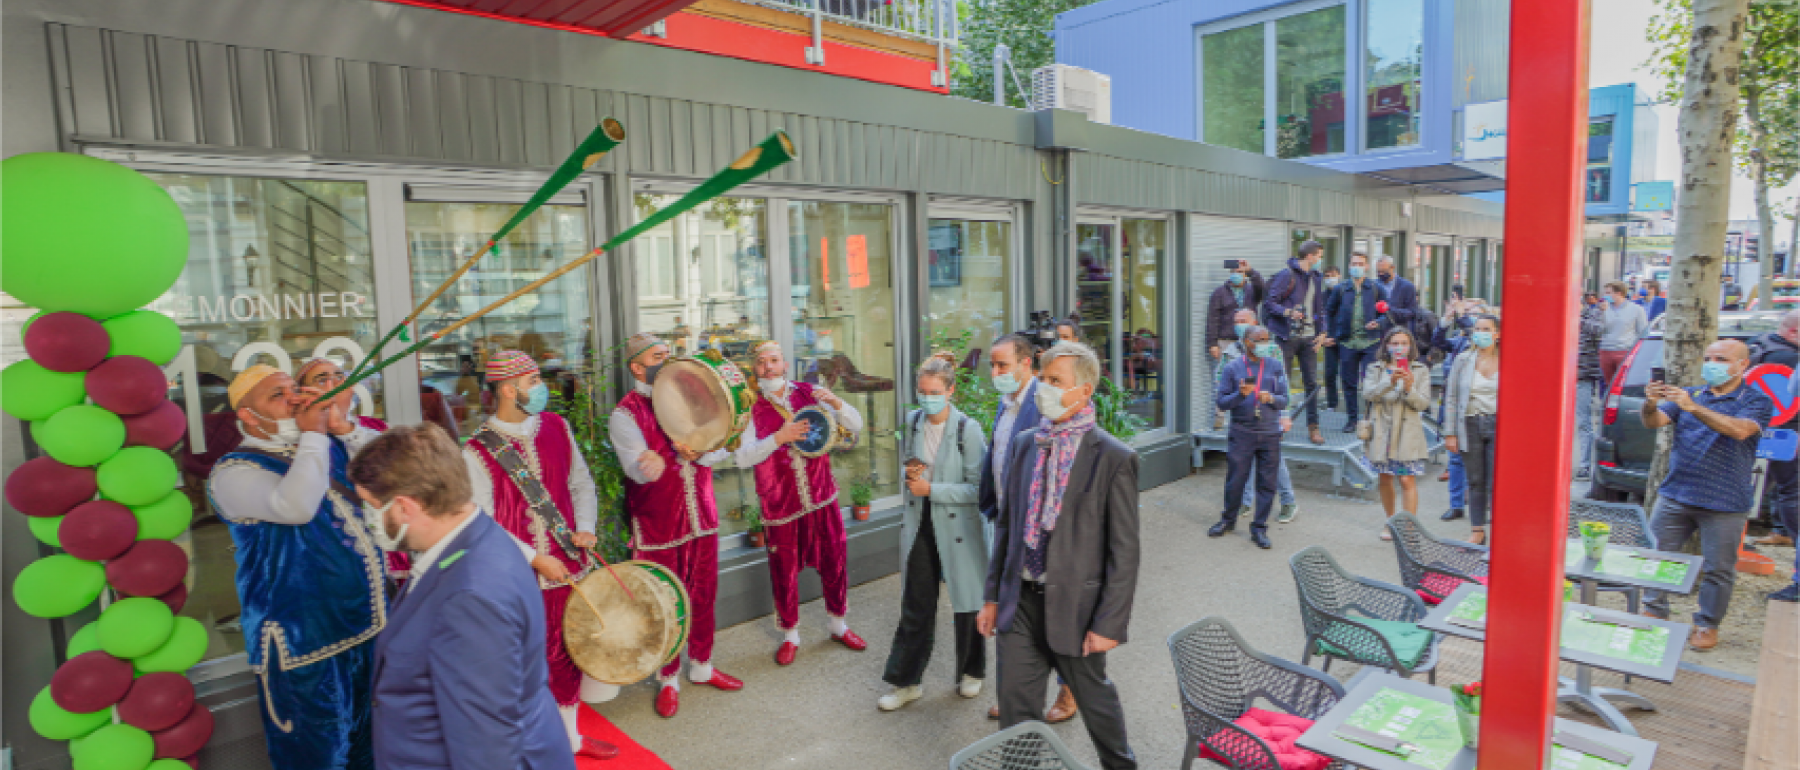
987, 705, 1000, 720
1753, 533, 1795, 547
1045, 685, 1079, 724
1688, 627, 1719, 651
1309, 425, 1325, 445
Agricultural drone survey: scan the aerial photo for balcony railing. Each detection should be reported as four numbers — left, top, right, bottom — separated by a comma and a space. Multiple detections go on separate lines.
743, 0, 957, 46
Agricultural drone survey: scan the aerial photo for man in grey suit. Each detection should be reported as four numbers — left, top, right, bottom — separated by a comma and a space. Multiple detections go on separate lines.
977, 341, 1140, 770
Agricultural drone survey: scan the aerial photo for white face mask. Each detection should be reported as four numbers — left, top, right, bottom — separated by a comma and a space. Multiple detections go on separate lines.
759, 377, 788, 396
1035, 382, 1070, 421
364, 497, 412, 553
248, 408, 303, 445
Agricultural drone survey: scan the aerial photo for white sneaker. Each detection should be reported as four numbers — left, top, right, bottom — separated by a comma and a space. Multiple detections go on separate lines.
878, 685, 923, 711
1277, 503, 1298, 523
958, 676, 983, 699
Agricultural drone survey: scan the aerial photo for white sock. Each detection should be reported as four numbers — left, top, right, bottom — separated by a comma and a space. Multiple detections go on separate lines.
579, 676, 619, 704
660, 674, 680, 692
828, 616, 849, 637
784, 628, 802, 645
558, 704, 581, 752
689, 660, 714, 682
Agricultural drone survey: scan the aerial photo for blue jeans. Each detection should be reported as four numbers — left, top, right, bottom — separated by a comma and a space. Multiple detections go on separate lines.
1239, 455, 1296, 506
1448, 453, 1466, 510
1575, 380, 1598, 474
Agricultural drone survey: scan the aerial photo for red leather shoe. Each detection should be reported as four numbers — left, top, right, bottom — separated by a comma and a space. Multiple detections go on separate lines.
695, 670, 744, 691
775, 641, 798, 666
654, 686, 679, 718
832, 629, 868, 651
577, 737, 620, 760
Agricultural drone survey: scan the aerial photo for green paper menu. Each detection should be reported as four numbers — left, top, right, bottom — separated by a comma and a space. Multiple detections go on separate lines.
1560, 610, 1671, 668
1566, 546, 1691, 586
1340, 688, 1465, 770
1449, 592, 1487, 622
1549, 744, 1628, 770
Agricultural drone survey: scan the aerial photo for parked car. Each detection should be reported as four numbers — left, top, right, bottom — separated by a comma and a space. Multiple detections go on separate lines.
1588, 311, 1784, 503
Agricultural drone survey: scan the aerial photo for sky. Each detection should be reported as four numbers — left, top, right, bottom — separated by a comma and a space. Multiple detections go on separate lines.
1590, 0, 1798, 241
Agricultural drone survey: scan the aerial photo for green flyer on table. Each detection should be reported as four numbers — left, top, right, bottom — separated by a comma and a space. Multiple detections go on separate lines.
1450, 593, 1487, 622
1559, 611, 1670, 668
1567, 547, 1690, 586
1340, 688, 1465, 770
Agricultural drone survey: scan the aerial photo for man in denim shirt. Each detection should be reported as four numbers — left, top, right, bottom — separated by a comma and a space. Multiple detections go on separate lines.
1640, 339, 1773, 650
1209, 325, 1289, 550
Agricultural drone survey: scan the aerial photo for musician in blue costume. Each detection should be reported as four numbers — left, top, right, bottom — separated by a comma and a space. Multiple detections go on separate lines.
207, 364, 389, 770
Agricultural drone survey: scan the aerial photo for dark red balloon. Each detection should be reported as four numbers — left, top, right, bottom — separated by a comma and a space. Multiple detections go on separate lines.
24, 312, 110, 373
50, 650, 134, 713
117, 672, 196, 732
58, 500, 139, 561
106, 539, 188, 598
4, 457, 97, 517
155, 581, 189, 613
123, 401, 186, 450
1376, 300, 1390, 314
85, 356, 169, 416
151, 701, 214, 759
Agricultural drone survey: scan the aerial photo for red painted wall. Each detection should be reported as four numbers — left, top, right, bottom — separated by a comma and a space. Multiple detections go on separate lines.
624, 12, 947, 93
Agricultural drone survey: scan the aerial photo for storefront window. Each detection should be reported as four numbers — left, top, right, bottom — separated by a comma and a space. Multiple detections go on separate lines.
1489, 242, 1504, 304
405, 199, 591, 439
1202, 23, 1267, 154
1413, 242, 1450, 312
926, 218, 1012, 356
143, 174, 378, 668
1365, 0, 1423, 149
1275, 6, 1347, 159
634, 194, 771, 534
789, 201, 900, 500
1122, 219, 1166, 429
1586, 168, 1613, 204
1292, 227, 1345, 273
1075, 223, 1116, 361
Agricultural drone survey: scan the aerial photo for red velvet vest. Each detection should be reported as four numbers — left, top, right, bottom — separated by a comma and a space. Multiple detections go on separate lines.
467, 412, 588, 577
751, 382, 840, 527
617, 391, 718, 550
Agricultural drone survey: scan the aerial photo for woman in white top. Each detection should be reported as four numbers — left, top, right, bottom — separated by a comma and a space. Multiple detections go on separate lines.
1443, 314, 1502, 545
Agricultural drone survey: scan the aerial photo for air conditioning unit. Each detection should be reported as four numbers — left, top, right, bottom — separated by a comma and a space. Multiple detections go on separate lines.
1032, 64, 1112, 125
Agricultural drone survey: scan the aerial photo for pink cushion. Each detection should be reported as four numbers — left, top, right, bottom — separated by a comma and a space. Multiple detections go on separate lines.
1417, 572, 1489, 605
1196, 707, 1331, 770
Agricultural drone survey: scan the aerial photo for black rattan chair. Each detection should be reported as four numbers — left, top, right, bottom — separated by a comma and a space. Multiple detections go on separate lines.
1566, 500, 1656, 613
1167, 616, 1347, 770
1386, 513, 1490, 605
1289, 546, 1441, 682
950, 721, 1093, 770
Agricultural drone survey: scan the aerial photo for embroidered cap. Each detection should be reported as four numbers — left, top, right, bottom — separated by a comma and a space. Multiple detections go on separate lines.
624, 332, 667, 364
753, 340, 782, 357
229, 364, 284, 409
486, 350, 540, 382
293, 357, 339, 385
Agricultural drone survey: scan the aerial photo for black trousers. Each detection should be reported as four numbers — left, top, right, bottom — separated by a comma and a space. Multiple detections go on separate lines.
883, 503, 985, 687
1279, 334, 1320, 427
1460, 414, 1499, 528
1220, 430, 1281, 530
1338, 344, 1380, 423
1767, 454, 1798, 537
1323, 345, 1340, 409
997, 586, 1136, 770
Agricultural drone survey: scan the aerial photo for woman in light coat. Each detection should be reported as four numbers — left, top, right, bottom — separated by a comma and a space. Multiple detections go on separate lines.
1361, 326, 1434, 538
1443, 314, 1502, 545
879, 355, 990, 711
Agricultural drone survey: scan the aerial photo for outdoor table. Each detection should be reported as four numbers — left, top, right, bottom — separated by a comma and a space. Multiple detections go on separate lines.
1295, 669, 1660, 770
1418, 582, 1690, 736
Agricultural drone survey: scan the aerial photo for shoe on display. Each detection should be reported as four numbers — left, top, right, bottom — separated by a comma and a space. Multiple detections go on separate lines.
877, 686, 923, 712
1687, 626, 1719, 651
1208, 521, 1235, 538
1768, 584, 1799, 603
1441, 508, 1466, 521
1277, 503, 1298, 524
775, 641, 798, 666
832, 629, 868, 651
654, 686, 680, 719
578, 737, 621, 760
1250, 530, 1272, 549
1045, 686, 1079, 724
958, 676, 983, 699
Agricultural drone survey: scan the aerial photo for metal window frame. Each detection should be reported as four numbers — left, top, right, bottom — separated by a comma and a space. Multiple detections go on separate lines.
1074, 207, 1176, 444
927, 196, 1027, 341
1193, 0, 1354, 161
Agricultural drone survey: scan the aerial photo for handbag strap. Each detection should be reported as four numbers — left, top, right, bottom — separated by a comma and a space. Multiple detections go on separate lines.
473, 425, 588, 565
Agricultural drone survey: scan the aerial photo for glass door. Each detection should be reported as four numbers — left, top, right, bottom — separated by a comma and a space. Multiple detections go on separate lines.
925, 213, 1013, 357
1075, 215, 1170, 434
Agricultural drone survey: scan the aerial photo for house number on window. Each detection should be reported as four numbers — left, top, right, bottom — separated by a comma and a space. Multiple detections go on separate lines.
162, 337, 375, 454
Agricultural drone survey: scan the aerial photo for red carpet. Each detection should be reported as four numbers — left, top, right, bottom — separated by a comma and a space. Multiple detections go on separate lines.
578, 706, 673, 770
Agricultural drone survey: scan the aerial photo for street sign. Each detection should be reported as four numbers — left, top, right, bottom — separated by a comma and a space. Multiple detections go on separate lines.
1746, 363, 1799, 425
1757, 429, 1797, 461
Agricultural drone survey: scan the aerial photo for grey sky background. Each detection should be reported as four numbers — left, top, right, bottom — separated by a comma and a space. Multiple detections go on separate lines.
1590, 0, 1798, 237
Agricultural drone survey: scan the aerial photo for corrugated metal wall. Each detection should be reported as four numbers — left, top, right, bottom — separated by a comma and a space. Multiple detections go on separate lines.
1452, 0, 1510, 110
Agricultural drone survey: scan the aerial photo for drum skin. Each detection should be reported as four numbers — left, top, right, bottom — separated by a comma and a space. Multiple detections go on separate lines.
789, 405, 838, 458
563, 561, 693, 685
650, 355, 752, 452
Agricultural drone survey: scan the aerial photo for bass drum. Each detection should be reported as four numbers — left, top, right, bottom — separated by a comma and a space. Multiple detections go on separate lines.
651, 352, 754, 452
563, 561, 692, 685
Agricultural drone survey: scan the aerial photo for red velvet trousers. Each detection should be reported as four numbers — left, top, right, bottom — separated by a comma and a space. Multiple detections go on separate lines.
541, 585, 582, 706
766, 507, 849, 630
634, 535, 719, 679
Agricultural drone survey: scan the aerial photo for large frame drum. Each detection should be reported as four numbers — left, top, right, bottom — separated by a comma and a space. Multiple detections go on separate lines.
563, 561, 692, 685
651, 352, 753, 452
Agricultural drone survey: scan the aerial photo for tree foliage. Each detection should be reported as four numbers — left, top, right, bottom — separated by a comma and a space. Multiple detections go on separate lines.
951, 0, 1103, 107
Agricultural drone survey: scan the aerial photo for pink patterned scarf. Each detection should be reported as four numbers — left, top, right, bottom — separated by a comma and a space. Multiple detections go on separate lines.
1024, 403, 1098, 550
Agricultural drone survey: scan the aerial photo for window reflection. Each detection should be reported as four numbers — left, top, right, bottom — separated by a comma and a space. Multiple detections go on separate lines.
1366, 0, 1423, 149
1203, 24, 1267, 153
926, 218, 1012, 357
1122, 220, 1165, 429
1075, 223, 1116, 363
1275, 6, 1347, 158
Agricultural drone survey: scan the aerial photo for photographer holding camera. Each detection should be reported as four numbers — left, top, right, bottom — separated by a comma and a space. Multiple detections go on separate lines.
1262, 242, 1328, 445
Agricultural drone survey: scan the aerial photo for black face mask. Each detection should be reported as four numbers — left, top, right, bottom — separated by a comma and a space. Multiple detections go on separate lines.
643, 361, 665, 384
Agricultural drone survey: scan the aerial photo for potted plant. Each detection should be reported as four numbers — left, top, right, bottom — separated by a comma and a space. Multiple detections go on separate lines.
1451, 681, 1482, 749
744, 504, 766, 549
1578, 521, 1612, 562
848, 478, 875, 521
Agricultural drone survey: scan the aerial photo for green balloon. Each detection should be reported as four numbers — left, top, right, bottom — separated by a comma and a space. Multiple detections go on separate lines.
68, 620, 102, 658
98, 597, 175, 659
28, 514, 64, 547
132, 492, 192, 541
72, 723, 154, 770
12, 554, 105, 618
147, 761, 193, 770
29, 686, 111, 740
103, 310, 183, 366
1, 153, 188, 318
32, 405, 126, 467
97, 447, 179, 506
133, 616, 208, 674
1, 360, 87, 422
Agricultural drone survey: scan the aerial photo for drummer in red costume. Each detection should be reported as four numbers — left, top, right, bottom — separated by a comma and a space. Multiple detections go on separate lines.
735, 340, 870, 665
610, 332, 746, 718
460, 350, 619, 761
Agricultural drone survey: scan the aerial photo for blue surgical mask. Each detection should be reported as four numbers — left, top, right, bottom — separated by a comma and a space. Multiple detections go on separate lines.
519, 382, 551, 414
1701, 361, 1734, 387
1228, 273, 1246, 286
1234, 323, 1251, 339
1035, 381, 1070, 420
1325, 277, 1342, 289
1389, 345, 1411, 359
918, 394, 949, 415
992, 371, 1022, 394
1350, 265, 1366, 279
1255, 342, 1281, 359
1471, 331, 1496, 349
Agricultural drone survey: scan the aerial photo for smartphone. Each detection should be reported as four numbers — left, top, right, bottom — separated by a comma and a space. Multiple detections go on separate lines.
1650, 366, 1666, 383
1242, 378, 1256, 387
1395, 356, 1409, 371
1224, 259, 1241, 269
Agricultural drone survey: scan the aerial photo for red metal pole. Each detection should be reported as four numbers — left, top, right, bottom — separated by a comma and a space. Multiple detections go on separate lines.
1480, 0, 1590, 765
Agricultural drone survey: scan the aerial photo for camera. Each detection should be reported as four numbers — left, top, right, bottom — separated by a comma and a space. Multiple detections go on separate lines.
1017, 310, 1065, 353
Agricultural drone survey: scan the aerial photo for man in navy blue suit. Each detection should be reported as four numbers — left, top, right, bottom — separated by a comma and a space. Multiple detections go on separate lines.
348, 424, 610, 769
1375, 255, 1420, 339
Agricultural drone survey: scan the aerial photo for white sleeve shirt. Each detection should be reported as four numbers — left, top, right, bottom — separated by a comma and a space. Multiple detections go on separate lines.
611, 380, 734, 485
210, 431, 339, 526
463, 413, 597, 564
